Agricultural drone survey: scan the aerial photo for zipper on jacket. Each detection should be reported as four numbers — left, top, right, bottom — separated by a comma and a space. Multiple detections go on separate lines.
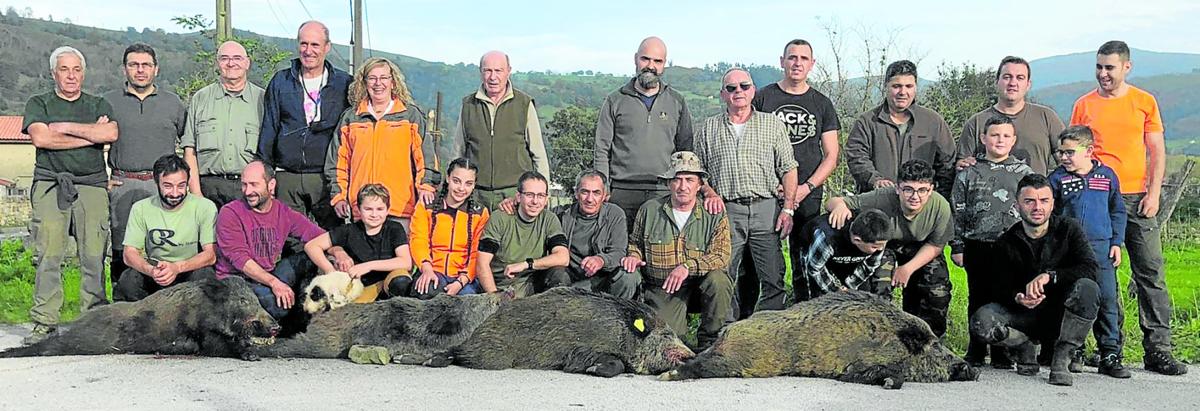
444, 210, 458, 275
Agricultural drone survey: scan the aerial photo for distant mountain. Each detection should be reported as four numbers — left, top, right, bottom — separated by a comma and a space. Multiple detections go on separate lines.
1028, 49, 1200, 90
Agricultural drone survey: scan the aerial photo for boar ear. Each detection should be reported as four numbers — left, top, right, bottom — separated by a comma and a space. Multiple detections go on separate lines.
896, 323, 933, 354
629, 316, 651, 338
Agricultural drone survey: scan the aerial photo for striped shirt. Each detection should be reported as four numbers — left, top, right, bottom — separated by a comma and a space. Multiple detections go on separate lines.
694, 111, 798, 201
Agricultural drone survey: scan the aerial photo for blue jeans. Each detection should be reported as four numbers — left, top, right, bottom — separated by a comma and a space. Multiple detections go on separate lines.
1089, 239, 1123, 354
413, 273, 479, 299
251, 255, 304, 319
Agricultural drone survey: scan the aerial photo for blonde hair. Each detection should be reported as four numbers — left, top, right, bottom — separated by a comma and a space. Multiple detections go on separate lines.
349, 57, 415, 107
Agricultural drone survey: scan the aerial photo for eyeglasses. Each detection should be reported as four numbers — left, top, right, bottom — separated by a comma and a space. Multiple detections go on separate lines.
519, 191, 548, 200
125, 62, 156, 70
899, 186, 933, 198
218, 55, 247, 64
1054, 146, 1088, 157
723, 82, 753, 93
366, 76, 392, 84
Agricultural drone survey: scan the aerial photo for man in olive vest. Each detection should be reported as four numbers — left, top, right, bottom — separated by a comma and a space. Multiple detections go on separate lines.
451, 50, 550, 211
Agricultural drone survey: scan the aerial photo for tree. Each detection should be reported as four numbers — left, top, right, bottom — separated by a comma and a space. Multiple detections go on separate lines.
546, 105, 598, 192
921, 63, 997, 139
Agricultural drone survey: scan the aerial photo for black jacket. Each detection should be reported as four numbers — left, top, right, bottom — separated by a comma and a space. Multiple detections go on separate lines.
258, 58, 353, 173
993, 215, 1098, 310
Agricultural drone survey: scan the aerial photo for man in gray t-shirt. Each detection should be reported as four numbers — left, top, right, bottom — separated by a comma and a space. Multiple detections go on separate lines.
104, 43, 187, 286
956, 56, 1064, 175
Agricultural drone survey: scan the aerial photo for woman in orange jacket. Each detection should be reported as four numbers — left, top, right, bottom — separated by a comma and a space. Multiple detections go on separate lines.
327, 57, 435, 227
392, 158, 490, 298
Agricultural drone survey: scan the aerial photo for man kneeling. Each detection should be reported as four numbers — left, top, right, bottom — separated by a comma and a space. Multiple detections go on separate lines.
970, 174, 1100, 386
115, 155, 218, 301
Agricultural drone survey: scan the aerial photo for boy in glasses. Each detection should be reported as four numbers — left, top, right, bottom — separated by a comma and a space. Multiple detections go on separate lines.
1047, 125, 1129, 378
825, 159, 954, 337
949, 116, 1034, 369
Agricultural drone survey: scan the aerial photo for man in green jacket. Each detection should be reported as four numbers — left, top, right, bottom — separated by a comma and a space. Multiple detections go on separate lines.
625, 152, 732, 351
453, 51, 549, 211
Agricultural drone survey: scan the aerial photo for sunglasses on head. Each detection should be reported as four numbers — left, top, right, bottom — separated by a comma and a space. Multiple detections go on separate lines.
723, 82, 753, 93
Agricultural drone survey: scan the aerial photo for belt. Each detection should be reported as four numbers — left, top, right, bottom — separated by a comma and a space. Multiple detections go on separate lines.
112, 169, 154, 181
202, 174, 241, 180
726, 196, 768, 206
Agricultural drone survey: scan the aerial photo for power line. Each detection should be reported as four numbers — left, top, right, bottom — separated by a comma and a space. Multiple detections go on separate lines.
264, 0, 291, 36
295, 0, 347, 65
364, 0, 373, 57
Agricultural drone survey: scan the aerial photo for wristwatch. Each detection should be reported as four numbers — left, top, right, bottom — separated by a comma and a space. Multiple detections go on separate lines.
526, 258, 535, 271
803, 181, 816, 191
781, 208, 795, 216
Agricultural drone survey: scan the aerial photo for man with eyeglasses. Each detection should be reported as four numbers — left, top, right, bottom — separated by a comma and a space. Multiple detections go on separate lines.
181, 40, 264, 207
846, 60, 955, 197
103, 43, 187, 289
694, 67, 798, 319
475, 171, 570, 298
22, 46, 119, 344
594, 37, 695, 229
259, 21, 352, 229
454, 50, 549, 212
826, 159, 955, 337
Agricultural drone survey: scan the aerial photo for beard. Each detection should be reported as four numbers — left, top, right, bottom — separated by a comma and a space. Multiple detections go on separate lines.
636, 68, 660, 90
245, 191, 269, 210
160, 192, 185, 209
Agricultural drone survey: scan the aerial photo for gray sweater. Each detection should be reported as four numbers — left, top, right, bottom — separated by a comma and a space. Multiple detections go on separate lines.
554, 202, 628, 275
593, 80, 693, 189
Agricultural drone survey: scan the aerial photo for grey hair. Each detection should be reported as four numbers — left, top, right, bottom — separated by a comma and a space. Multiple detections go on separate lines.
49, 46, 86, 72
721, 66, 750, 83
574, 169, 609, 193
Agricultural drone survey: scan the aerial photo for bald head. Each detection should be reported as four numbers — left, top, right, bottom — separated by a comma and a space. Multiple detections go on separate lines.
480, 50, 512, 100
215, 41, 250, 85
297, 20, 330, 44
240, 161, 275, 211
217, 41, 248, 59
633, 37, 667, 91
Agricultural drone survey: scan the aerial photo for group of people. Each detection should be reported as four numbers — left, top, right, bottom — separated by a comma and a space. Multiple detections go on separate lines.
19, 18, 1187, 386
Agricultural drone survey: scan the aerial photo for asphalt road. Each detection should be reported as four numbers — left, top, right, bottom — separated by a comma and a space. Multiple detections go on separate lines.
1, 324, 1198, 410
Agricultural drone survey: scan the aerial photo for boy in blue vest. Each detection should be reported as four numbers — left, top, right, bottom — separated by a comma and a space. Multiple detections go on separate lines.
1047, 125, 1129, 379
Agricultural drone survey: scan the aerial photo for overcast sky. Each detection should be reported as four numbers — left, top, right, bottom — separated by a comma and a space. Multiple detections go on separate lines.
5, 0, 1199, 78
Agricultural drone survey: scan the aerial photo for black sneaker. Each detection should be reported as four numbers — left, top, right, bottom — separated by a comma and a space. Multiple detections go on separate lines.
1098, 353, 1132, 379
1144, 351, 1188, 376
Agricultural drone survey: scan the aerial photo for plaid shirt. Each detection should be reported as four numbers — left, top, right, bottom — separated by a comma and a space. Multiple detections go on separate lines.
694, 111, 798, 200
805, 226, 884, 294
627, 196, 731, 281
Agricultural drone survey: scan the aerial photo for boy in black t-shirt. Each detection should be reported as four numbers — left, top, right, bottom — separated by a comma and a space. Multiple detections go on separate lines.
305, 184, 413, 302
796, 208, 894, 302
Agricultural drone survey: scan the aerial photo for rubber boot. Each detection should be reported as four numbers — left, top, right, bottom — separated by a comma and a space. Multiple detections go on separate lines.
995, 327, 1038, 376
963, 339, 988, 367
1049, 310, 1095, 386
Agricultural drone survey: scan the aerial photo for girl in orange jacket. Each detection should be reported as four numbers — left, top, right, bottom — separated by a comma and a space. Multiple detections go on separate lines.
398, 158, 490, 297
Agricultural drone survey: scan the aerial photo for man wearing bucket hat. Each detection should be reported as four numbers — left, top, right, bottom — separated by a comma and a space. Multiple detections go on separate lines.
623, 151, 733, 351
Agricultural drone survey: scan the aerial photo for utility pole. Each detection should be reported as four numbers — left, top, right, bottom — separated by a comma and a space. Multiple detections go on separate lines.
351, 0, 363, 70
215, 0, 232, 42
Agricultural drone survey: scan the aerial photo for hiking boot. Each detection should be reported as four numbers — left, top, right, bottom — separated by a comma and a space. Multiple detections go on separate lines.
1068, 347, 1084, 373
990, 345, 1014, 370
963, 340, 987, 367
1049, 311, 1093, 386
1144, 351, 1188, 376
1098, 353, 1132, 379
1013, 342, 1039, 376
22, 323, 56, 345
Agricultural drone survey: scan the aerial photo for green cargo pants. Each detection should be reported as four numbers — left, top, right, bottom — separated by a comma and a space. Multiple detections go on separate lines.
30, 182, 110, 325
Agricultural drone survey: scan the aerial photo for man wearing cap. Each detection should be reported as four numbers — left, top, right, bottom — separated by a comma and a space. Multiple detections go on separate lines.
624, 151, 733, 351
694, 67, 798, 319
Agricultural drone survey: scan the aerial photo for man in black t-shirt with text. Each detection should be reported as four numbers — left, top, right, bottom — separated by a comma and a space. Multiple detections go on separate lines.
751, 38, 841, 302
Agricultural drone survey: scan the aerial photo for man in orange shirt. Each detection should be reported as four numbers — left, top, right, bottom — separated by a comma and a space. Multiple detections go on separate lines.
1069, 40, 1186, 376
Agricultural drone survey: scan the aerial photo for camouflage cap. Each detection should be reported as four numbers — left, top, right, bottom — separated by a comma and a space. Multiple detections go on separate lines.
658, 151, 708, 180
